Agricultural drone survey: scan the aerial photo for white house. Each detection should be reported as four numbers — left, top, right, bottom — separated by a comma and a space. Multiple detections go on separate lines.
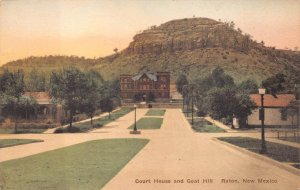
247, 94, 298, 127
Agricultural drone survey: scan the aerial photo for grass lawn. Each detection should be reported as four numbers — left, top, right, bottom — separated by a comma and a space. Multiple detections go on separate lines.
278, 136, 300, 143
183, 112, 196, 118
189, 118, 225, 133
55, 108, 133, 133
0, 138, 149, 190
218, 137, 300, 168
0, 128, 47, 134
145, 109, 166, 116
128, 118, 163, 130
0, 139, 44, 148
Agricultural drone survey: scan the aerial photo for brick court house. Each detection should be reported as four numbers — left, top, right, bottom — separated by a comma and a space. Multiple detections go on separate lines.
120, 70, 170, 102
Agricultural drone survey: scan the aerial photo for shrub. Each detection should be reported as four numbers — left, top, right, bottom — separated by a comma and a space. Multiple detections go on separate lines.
16, 123, 57, 129
54, 127, 64, 133
148, 92, 155, 102
197, 111, 206, 117
133, 93, 143, 102
54, 126, 81, 133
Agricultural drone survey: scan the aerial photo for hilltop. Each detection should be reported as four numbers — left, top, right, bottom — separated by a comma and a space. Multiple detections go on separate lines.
2, 17, 300, 83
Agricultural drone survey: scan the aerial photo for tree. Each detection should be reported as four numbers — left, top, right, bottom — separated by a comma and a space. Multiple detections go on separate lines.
19, 95, 37, 120
191, 67, 255, 126
49, 67, 87, 128
176, 74, 189, 94
229, 21, 235, 29
193, 67, 235, 113
202, 87, 255, 127
233, 92, 257, 128
241, 33, 252, 53
80, 71, 104, 127
203, 87, 237, 119
211, 66, 234, 88
113, 48, 118, 54
26, 69, 46, 92
0, 69, 25, 132
100, 97, 114, 119
237, 28, 242, 34
102, 79, 120, 106
262, 73, 286, 95
238, 79, 258, 94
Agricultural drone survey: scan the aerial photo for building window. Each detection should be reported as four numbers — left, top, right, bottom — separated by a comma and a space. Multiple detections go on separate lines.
281, 108, 287, 121
160, 84, 166, 89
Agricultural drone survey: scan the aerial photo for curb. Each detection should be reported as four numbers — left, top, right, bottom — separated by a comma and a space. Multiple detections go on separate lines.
212, 137, 300, 176
180, 111, 197, 133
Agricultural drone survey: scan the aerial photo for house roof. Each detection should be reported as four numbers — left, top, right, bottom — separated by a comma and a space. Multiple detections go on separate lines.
24, 92, 51, 105
250, 94, 296, 107
132, 70, 157, 81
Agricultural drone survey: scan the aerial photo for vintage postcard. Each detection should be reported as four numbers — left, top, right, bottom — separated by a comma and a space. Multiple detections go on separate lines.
0, 0, 299, 189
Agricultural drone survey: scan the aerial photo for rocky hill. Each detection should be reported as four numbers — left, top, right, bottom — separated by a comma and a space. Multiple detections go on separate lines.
2, 17, 300, 83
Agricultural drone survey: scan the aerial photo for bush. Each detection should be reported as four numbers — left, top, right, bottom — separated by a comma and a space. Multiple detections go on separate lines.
133, 93, 143, 102
148, 92, 155, 102
54, 127, 64, 133
16, 123, 57, 129
54, 126, 81, 133
197, 111, 206, 117
220, 117, 232, 125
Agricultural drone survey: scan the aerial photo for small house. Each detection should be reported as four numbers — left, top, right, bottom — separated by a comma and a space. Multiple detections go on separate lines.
247, 94, 298, 127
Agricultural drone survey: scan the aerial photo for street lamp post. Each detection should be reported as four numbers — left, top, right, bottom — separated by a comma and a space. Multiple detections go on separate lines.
191, 88, 194, 126
130, 104, 141, 134
134, 104, 137, 131
182, 95, 185, 112
259, 88, 267, 154
182, 84, 188, 116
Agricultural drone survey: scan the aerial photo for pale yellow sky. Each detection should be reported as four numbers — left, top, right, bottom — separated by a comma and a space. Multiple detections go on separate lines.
0, 0, 299, 66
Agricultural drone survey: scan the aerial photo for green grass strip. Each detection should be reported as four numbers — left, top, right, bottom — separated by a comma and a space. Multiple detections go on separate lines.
0, 139, 44, 148
218, 137, 299, 164
145, 109, 166, 116
189, 118, 225, 133
55, 108, 133, 133
129, 117, 163, 130
0, 138, 149, 190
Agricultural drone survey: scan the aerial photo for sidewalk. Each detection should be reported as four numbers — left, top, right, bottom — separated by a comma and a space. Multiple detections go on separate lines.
204, 116, 236, 132
103, 109, 299, 190
44, 108, 121, 134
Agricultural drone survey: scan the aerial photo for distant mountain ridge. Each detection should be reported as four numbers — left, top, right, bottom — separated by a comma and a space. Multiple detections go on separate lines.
2, 17, 300, 83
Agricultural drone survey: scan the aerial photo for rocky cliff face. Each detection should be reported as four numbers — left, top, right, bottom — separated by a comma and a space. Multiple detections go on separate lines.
125, 18, 254, 55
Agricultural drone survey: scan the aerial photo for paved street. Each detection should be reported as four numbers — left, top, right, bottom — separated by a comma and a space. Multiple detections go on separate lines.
0, 109, 299, 190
